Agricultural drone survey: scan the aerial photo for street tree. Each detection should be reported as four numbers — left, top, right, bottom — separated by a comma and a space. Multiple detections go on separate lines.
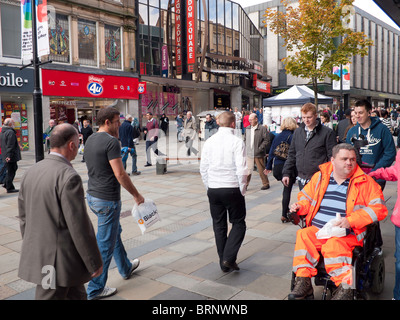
263, 0, 373, 106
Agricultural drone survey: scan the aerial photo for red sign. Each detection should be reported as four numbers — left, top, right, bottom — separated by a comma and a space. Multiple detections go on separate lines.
186, 0, 196, 73
42, 69, 139, 99
254, 79, 271, 93
138, 82, 147, 94
175, 0, 182, 75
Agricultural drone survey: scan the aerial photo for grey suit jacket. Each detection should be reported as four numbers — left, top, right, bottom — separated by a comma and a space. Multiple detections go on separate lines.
18, 154, 102, 287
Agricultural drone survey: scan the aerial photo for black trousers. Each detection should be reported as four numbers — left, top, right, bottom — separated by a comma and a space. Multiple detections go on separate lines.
4, 161, 17, 191
273, 163, 295, 218
207, 187, 246, 265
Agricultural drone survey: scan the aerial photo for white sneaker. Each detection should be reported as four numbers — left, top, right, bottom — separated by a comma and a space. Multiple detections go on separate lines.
90, 287, 117, 300
123, 258, 140, 280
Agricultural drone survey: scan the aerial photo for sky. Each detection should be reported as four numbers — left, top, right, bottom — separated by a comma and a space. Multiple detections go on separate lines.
235, 0, 400, 30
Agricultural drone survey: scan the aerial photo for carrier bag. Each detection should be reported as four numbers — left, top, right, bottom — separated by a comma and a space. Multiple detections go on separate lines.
131, 199, 160, 234
316, 212, 347, 239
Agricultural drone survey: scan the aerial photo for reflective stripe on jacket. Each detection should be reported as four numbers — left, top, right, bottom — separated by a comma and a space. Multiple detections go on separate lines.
297, 161, 388, 242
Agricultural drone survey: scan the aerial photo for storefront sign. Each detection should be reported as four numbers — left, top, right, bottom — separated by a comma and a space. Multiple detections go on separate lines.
41, 69, 139, 99
254, 79, 271, 93
0, 66, 34, 93
138, 82, 147, 94
186, 0, 196, 73
175, 0, 182, 75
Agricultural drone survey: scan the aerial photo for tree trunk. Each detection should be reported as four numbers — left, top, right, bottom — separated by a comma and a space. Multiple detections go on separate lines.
312, 77, 318, 107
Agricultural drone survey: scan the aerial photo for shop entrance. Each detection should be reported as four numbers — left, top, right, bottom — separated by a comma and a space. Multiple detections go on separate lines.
49, 98, 127, 130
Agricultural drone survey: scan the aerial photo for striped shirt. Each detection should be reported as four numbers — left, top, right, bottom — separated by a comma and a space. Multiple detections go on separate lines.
312, 173, 349, 229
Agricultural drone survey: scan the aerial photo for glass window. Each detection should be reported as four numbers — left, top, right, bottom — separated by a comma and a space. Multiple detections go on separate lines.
78, 19, 97, 66
149, 6, 160, 27
139, 4, 148, 26
48, 14, 70, 63
149, 0, 159, 7
209, 0, 216, 24
1, 3, 21, 58
105, 25, 122, 69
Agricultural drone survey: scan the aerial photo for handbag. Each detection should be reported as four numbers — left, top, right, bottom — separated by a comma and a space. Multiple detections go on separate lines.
273, 134, 291, 161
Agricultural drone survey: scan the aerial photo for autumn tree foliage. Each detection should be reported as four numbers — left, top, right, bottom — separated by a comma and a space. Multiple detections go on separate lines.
263, 0, 373, 105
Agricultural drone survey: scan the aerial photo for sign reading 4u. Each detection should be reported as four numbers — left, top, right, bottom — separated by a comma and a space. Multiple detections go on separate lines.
88, 82, 103, 96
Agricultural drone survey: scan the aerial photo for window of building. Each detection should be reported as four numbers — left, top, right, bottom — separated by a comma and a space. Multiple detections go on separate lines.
78, 18, 97, 67
48, 14, 70, 63
105, 24, 122, 69
0, 2, 21, 59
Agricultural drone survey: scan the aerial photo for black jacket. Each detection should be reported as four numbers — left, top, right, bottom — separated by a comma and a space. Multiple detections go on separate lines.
282, 119, 336, 181
1, 126, 21, 162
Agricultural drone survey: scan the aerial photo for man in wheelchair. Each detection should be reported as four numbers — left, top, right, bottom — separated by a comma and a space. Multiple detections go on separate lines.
288, 143, 388, 300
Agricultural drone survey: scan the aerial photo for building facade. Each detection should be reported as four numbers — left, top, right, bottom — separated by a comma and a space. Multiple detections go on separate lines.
245, 0, 400, 111
0, 0, 140, 151
137, 0, 269, 119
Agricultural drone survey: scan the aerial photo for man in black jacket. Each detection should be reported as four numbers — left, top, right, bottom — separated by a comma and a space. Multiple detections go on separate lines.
1, 118, 21, 193
80, 119, 93, 163
282, 103, 336, 190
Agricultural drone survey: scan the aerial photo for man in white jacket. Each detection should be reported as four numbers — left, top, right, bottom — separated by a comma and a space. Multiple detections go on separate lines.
200, 111, 248, 272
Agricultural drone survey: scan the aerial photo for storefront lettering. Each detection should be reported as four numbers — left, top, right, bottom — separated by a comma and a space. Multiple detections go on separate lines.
0, 72, 27, 88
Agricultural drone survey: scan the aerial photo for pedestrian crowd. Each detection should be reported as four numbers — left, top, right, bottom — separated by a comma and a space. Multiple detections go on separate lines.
2, 99, 400, 300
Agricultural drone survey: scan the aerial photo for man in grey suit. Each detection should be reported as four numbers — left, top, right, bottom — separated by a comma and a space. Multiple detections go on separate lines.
18, 123, 103, 300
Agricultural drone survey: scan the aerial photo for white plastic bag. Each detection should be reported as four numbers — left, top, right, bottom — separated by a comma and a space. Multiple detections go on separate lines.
316, 212, 347, 239
131, 199, 160, 234
78, 144, 84, 155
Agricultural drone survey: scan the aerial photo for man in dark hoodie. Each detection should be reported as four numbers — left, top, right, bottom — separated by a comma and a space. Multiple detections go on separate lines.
346, 99, 396, 190
282, 103, 337, 190
0, 118, 21, 193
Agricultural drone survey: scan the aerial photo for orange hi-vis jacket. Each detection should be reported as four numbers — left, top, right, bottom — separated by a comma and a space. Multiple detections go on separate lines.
297, 161, 388, 243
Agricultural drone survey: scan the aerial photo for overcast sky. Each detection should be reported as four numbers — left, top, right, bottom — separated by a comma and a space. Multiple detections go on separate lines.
237, 0, 399, 30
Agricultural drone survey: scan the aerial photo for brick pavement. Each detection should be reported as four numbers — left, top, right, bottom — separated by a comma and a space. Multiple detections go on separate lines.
0, 128, 397, 300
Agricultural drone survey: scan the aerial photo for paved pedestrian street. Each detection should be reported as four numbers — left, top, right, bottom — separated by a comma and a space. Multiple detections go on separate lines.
0, 136, 398, 302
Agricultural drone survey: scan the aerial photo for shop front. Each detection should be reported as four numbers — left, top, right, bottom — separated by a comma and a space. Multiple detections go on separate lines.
0, 66, 34, 151
41, 69, 140, 130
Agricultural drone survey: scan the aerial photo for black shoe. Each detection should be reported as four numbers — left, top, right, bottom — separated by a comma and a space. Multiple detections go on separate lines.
7, 189, 19, 194
144, 163, 152, 167
132, 171, 141, 176
220, 265, 231, 272
288, 277, 314, 300
261, 185, 270, 190
223, 260, 240, 271
331, 284, 353, 300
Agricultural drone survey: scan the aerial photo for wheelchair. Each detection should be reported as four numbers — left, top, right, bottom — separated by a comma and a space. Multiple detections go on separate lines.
289, 212, 385, 300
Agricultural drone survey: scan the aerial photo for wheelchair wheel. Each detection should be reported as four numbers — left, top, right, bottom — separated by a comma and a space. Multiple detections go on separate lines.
370, 252, 385, 294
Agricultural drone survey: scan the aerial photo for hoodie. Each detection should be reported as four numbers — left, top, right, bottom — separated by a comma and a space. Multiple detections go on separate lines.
346, 116, 396, 172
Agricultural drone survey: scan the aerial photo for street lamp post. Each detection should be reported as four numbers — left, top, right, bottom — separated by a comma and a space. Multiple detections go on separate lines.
20, 0, 51, 162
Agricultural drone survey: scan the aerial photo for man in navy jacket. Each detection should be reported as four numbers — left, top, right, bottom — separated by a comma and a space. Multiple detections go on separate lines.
119, 115, 140, 175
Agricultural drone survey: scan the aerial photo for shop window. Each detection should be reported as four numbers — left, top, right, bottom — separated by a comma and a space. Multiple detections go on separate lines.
48, 14, 70, 63
78, 19, 97, 67
0, 2, 21, 59
105, 25, 122, 69
1, 102, 29, 150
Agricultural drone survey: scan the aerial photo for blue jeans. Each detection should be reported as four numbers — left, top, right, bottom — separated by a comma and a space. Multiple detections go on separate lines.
395, 226, 400, 299
86, 194, 132, 299
122, 151, 138, 173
